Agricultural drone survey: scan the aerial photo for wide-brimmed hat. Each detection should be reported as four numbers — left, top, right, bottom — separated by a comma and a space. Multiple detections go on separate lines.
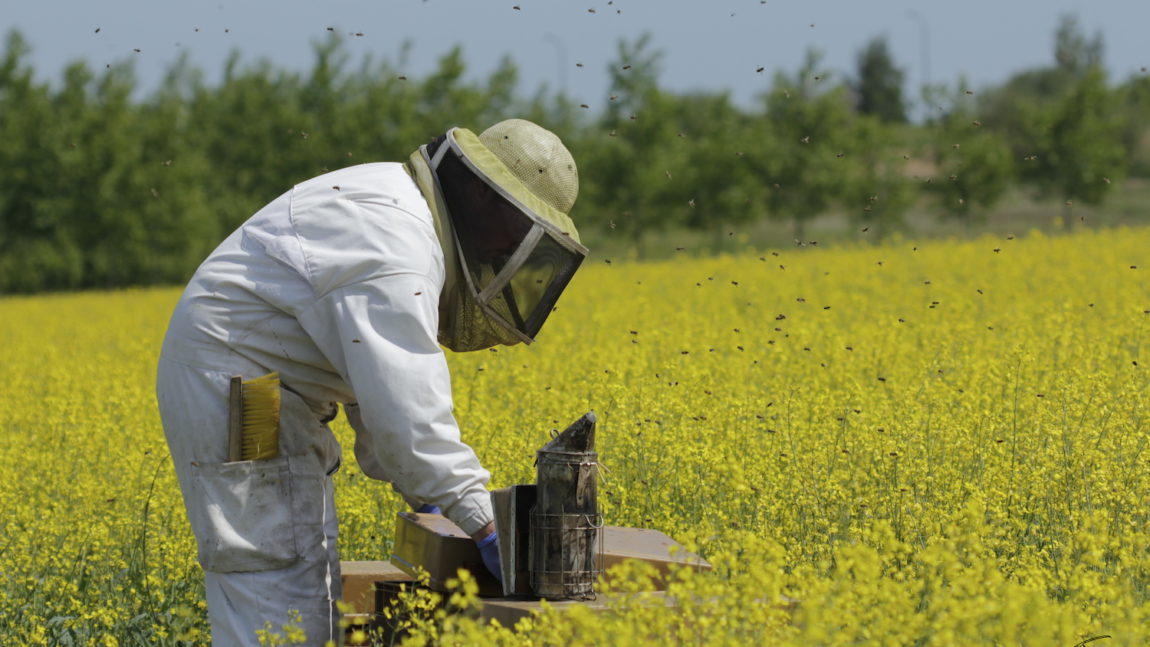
453, 119, 581, 243
425, 119, 587, 347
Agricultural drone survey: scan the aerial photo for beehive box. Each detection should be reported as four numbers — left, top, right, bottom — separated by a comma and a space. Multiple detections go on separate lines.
599, 525, 711, 586
340, 559, 414, 614
390, 511, 504, 597
391, 511, 711, 597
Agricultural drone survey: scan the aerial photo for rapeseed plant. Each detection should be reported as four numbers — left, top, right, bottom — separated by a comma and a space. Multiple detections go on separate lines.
1, 228, 1147, 645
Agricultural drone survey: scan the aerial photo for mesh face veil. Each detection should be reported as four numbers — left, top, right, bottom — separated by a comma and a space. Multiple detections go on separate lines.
425, 126, 587, 348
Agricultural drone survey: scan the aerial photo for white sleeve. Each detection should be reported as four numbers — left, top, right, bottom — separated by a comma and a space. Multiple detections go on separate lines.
298, 276, 493, 536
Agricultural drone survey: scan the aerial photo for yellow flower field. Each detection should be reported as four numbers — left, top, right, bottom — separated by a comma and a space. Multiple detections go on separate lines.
2, 227, 1148, 645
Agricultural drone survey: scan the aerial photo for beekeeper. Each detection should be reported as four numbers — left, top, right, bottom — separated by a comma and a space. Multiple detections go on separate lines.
156, 119, 586, 645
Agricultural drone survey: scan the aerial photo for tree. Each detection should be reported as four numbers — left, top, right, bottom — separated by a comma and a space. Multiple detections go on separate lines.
853, 36, 907, 124
0, 30, 81, 291
842, 116, 916, 238
1115, 74, 1150, 178
1021, 68, 1125, 211
580, 34, 681, 251
753, 49, 855, 241
1053, 15, 1104, 77
977, 14, 1107, 166
927, 82, 1014, 227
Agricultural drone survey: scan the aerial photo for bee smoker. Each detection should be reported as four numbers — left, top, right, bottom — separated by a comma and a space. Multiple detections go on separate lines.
528, 412, 601, 600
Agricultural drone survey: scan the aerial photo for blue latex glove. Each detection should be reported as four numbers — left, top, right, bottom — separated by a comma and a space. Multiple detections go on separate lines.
475, 531, 503, 583
414, 503, 441, 515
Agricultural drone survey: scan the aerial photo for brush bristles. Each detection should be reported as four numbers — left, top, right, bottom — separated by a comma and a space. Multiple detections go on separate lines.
241, 373, 281, 461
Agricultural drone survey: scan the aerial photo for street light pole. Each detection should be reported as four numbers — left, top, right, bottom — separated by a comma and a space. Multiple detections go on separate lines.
543, 32, 568, 97
906, 9, 932, 120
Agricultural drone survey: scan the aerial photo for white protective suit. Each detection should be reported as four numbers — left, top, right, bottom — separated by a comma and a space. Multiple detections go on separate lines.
157, 162, 493, 645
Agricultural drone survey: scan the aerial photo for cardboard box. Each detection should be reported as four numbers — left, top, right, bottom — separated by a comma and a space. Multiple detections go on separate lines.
340, 560, 414, 614
390, 512, 504, 597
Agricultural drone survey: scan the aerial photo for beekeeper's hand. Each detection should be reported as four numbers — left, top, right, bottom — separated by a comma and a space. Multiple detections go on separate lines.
474, 530, 503, 583
414, 503, 442, 514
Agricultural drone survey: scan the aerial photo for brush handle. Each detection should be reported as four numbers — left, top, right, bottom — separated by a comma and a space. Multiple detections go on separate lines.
227, 376, 244, 462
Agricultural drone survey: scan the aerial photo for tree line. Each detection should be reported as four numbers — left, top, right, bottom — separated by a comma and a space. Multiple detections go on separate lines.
1, 16, 1146, 293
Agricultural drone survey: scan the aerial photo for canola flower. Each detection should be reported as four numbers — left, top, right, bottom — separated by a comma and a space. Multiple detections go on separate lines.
1, 227, 1148, 646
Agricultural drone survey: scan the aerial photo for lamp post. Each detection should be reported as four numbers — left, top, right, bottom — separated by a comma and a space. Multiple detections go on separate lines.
906, 9, 932, 120
543, 32, 568, 97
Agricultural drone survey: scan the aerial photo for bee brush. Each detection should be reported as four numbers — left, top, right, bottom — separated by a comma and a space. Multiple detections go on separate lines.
227, 373, 281, 461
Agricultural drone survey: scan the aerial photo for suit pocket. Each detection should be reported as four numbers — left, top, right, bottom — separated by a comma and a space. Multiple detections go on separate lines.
189, 455, 301, 573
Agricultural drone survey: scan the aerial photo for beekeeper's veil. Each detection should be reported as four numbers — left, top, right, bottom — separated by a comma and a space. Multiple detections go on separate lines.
406, 119, 587, 352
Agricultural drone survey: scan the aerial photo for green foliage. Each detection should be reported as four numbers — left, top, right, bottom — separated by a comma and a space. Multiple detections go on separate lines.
757, 49, 856, 240
582, 35, 765, 251
0, 31, 538, 293
976, 15, 1104, 165
0, 19, 1142, 293
853, 36, 908, 124
841, 116, 916, 238
1020, 68, 1124, 206
966, 14, 1125, 211
1115, 74, 1150, 177
579, 34, 675, 248
928, 83, 1015, 226
1053, 14, 1104, 76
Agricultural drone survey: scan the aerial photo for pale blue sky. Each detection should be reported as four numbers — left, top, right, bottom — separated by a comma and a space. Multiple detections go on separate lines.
6, 1, 1148, 116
